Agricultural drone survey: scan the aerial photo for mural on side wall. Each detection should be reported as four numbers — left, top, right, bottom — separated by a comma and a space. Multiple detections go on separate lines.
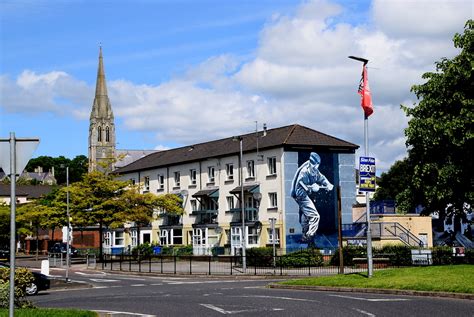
286, 151, 339, 250
291, 152, 334, 246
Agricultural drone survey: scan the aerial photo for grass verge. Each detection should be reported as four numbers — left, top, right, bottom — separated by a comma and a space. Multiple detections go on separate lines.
0, 308, 97, 316
279, 265, 474, 293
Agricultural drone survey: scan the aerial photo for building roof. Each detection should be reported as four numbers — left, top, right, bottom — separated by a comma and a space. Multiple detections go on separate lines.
115, 149, 159, 169
0, 184, 55, 199
115, 124, 358, 174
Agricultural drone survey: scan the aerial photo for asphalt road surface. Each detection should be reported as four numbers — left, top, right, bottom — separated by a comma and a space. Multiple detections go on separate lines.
30, 269, 474, 317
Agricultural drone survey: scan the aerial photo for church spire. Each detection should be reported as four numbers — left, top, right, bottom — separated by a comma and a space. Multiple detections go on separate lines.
91, 45, 114, 120
88, 45, 116, 172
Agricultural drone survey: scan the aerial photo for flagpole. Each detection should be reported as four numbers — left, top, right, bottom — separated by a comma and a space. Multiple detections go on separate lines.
349, 55, 373, 278
364, 114, 373, 278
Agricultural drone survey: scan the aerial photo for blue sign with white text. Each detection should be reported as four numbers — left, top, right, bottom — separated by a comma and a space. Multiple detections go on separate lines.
359, 156, 376, 192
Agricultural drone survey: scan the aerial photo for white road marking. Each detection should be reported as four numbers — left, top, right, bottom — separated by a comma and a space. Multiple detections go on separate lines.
94, 309, 155, 316
75, 271, 107, 277
237, 295, 321, 303
354, 308, 376, 316
200, 304, 253, 315
89, 278, 120, 282
131, 284, 146, 287
150, 283, 163, 286
329, 294, 410, 302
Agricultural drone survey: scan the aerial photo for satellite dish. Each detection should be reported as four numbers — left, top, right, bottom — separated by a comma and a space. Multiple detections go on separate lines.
180, 189, 189, 196
255, 221, 262, 230
253, 192, 262, 201
215, 226, 222, 234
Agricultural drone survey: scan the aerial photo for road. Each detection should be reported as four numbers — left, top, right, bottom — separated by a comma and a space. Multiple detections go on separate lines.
30, 269, 474, 317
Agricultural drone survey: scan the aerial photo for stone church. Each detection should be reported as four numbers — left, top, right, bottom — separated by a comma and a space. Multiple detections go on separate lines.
88, 47, 156, 172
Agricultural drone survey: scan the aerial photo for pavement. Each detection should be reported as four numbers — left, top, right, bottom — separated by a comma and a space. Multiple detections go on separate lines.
12, 255, 474, 301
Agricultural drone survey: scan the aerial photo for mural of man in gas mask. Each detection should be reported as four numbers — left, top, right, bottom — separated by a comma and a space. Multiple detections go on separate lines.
291, 152, 334, 243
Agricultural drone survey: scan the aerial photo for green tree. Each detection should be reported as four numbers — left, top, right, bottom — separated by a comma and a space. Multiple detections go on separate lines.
25, 155, 88, 184
113, 187, 183, 246
401, 20, 473, 216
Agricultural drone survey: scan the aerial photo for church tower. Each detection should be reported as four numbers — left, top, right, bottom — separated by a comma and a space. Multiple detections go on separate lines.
88, 46, 116, 172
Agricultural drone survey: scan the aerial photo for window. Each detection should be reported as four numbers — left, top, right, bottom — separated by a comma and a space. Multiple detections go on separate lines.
226, 196, 234, 210
226, 163, 234, 180
208, 166, 215, 183
114, 231, 124, 246
131, 230, 137, 247
190, 169, 197, 185
174, 171, 181, 187
267, 157, 277, 175
191, 199, 198, 212
248, 227, 259, 245
246, 160, 255, 178
157, 174, 164, 190
105, 126, 110, 142
97, 126, 102, 142
144, 176, 150, 191
172, 228, 183, 245
267, 228, 280, 244
269, 192, 278, 208
160, 230, 169, 245
103, 232, 111, 247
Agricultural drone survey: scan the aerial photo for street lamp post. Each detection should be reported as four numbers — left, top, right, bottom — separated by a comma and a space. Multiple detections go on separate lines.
233, 136, 246, 271
269, 218, 276, 269
65, 166, 70, 282
0, 133, 39, 317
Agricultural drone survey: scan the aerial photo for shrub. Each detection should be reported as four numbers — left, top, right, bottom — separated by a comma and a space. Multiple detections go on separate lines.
329, 246, 366, 266
247, 247, 273, 267
432, 246, 454, 265
375, 245, 412, 266
0, 268, 35, 309
277, 249, 324, 268
131, 243, 153, 260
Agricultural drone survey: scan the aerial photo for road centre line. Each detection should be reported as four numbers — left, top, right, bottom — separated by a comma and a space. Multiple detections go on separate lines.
329, 294, 410, 302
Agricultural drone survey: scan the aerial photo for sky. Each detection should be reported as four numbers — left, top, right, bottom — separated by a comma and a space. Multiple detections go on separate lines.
0, 0, 472, 174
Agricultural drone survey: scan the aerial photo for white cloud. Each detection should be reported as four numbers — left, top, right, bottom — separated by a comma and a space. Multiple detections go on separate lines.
0, 0, 468, 173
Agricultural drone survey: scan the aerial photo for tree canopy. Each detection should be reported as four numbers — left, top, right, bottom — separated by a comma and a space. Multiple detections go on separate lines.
24, 155, 88, 184
397, 20, 473, 215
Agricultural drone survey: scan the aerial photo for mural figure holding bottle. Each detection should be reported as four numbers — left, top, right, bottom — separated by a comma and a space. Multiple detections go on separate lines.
291, 152, 334, 245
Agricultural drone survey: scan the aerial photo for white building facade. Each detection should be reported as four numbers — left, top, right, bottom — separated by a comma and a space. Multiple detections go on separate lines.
113, 124, 358, 255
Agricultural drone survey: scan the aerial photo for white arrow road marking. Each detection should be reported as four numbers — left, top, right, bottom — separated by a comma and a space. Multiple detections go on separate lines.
94, 310, 155, 316
200, 304, 282, 315
75, 271, 107, 277
329, 294, 410, 302
354, 308, 376, 316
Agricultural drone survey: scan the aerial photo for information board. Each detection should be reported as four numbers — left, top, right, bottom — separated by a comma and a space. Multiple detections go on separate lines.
359, 156, 376, 192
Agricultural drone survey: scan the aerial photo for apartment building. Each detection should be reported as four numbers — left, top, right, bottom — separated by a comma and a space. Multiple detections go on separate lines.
112, 124, 358, 255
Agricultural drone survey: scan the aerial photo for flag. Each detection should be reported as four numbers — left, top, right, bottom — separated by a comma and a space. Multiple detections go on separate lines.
358, 65, 374, 117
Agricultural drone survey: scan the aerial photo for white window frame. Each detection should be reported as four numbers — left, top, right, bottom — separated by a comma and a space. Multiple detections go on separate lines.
144, 176, 150, 191
226, 196, 234, 211
131, 229, 138, 247
269, 192, 278, 208
208, 166, 215, 183
267, 228, 280, 244
141, 230, 152, 244
160, 229, 169, 246
157, 174, 164, 190
267, 157, 277, 175
113, 231, 124, 247
104, 232, 111, 247
174, 171, 181, 188
247, 227, 259, 245
226, 163, 234, 180
246, 160, 255, 178
190, 169, 197, 185
191, 199, 198, 212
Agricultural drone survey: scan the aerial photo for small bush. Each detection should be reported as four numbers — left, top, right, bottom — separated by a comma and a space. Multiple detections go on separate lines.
247, 247, 273, 267
432, 246, 454, 265
277, 249, 324, 268
330, 246, 366, 266
0, 268, 35, 309
376, 245, 412, 266
131, 243, 153, 260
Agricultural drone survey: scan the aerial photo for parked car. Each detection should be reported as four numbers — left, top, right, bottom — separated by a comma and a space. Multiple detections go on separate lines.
0, 262, 50, 295
49, 242, 79, 257
0, 249, 9, 260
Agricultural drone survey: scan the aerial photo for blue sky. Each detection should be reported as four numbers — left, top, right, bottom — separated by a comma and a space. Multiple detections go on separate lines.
0, 0, 471, 173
